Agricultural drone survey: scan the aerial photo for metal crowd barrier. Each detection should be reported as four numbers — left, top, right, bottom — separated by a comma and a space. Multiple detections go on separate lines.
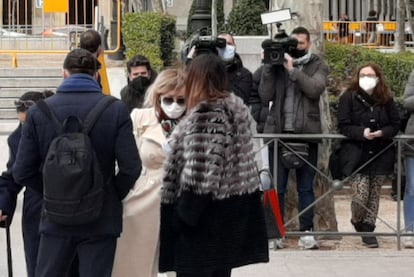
254, 133, 413, 250
323, 20, 413, 49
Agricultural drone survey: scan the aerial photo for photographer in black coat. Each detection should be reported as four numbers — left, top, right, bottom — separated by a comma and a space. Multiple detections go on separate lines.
218, 33, 252, 104
185, 33, 252, 105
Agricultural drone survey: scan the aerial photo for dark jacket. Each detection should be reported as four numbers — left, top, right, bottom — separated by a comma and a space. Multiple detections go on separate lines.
120, 84, 148, 113
403, 70, 414, 156
0, 125, 22, 226
227, 53, 253, 104
13, 74, 142, 236
0, 124, 43, 277
258, 54, 328, 136
250, 65, 269, 133
159, 94, 269, 274
338, 90, 400, 175
366, 15, 378, 32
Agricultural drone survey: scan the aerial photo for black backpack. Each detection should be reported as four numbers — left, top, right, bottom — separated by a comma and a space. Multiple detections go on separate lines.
37, 96, 116, 225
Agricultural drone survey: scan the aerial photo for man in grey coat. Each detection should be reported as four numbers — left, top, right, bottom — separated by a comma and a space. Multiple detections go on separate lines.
256, 26, 328, 250
13, 49, 142, 276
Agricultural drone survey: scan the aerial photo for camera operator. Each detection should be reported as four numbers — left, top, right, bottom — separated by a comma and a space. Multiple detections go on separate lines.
256, 26, 328, 250
218, 33, 252, 104
185, 34, 252, 104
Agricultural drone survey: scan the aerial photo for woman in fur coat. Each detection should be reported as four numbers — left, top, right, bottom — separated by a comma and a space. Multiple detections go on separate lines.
158, 53, 269, 277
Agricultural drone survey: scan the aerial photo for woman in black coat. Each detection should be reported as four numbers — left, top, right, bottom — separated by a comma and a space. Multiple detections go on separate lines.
338, 62, 400, 248
159, 54, 268, 277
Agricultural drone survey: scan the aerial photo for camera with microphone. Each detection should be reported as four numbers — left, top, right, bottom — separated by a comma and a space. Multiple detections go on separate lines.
261, 28, 298, 65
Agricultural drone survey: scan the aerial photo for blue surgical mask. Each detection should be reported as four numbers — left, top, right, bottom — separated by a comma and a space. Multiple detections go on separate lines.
218, 45, 236, 62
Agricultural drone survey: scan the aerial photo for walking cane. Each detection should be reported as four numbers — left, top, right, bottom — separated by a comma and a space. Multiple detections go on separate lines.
5, 218, 13, 277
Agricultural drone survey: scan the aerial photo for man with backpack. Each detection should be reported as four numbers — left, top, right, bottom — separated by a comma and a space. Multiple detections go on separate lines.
13, 48, 142, 277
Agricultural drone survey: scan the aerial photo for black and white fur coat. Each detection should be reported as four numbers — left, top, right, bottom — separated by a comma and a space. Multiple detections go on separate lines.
159, 93, 269, 274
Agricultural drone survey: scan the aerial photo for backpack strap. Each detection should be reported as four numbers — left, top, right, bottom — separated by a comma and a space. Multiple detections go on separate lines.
82, 96, 117, 134
36, 100, 64, 134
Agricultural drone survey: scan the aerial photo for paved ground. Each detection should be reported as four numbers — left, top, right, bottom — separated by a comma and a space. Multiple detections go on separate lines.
1, 192, 413, 276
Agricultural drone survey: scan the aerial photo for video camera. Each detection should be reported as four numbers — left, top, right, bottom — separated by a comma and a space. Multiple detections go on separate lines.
181, 27, 227, 63
192, 36, 227, 56
261, 28, 298, 65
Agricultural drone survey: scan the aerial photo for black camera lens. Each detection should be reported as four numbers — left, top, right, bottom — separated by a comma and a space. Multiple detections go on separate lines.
270, 52, 281, 61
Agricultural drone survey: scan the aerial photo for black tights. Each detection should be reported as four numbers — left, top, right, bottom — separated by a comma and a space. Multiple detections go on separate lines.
176, 269, 232, 277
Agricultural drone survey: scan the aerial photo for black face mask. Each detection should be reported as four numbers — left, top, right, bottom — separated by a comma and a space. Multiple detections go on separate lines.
291, 48, 308, 59
129, 76, 151, 92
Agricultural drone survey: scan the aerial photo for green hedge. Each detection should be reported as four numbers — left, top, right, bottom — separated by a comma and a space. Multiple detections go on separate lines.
226, 0, 267, 35
123, 12, 176, 71
326, 42, 414, 98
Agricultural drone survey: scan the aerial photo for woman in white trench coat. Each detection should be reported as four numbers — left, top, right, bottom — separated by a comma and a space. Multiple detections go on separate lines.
112, 67, 186, 277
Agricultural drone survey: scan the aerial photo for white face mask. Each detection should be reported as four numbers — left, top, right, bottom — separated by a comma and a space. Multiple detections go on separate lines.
161, 101, 186, 119
359, 76, 378, 92
218, 45, 236, 62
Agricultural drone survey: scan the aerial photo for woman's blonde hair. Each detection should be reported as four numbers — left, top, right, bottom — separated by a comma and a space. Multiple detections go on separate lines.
143, 67, 187, 117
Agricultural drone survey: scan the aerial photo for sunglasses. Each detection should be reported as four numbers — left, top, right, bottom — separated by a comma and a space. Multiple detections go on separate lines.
15, 100, 35, 112
161, 96, 185, 106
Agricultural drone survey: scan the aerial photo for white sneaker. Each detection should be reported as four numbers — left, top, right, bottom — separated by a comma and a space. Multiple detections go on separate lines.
274, 238, 285, 249
298, 231, 319, 249
403, 232, 414, 249
269, 238, 285, 250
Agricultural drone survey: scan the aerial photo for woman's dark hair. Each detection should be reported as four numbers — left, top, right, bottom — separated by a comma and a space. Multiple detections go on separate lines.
63, 48, 97, 76
15, 90, 54, 112
348, 62, 392, 104
80, 29, 102, 54
185, 53, 229, 110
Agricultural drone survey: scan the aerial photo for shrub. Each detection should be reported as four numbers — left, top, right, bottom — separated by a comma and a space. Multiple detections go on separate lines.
325, 42, 414, 98
226, 0, 267, 35
123, 12, 176, 71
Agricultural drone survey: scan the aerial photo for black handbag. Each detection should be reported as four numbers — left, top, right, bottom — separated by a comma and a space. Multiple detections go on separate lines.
280, 142, 309, 169
329, 142, 362, 179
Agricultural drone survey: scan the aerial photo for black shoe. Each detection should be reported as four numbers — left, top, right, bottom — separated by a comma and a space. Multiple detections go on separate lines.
351, 220, 363, 232
362, 236, 379, 248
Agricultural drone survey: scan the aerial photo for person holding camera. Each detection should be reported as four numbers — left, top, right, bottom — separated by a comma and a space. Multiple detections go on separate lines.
256, 26, 328, 250
338, 62, 400, 248
218, 33, 253, 104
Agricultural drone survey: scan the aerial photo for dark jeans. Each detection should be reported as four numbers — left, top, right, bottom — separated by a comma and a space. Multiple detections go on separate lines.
35, 233, 117, 277
269, 142, 318, 231
177, 269, 232, 277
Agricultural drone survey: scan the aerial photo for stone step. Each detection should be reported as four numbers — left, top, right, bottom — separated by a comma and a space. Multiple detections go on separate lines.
0, 54, 66, 68
0, 109, 18, 120
0, 77, 62, 88
0, 68, 62, 77
0, 119, 18, 135
0, 88, 58, 98
0, 66, 62, 120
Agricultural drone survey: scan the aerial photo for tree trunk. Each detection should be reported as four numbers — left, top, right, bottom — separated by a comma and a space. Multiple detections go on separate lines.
271, 0, 338, 236
151, 0, 165, 12
394, 0, 406, 52
405, 0, 414, 46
